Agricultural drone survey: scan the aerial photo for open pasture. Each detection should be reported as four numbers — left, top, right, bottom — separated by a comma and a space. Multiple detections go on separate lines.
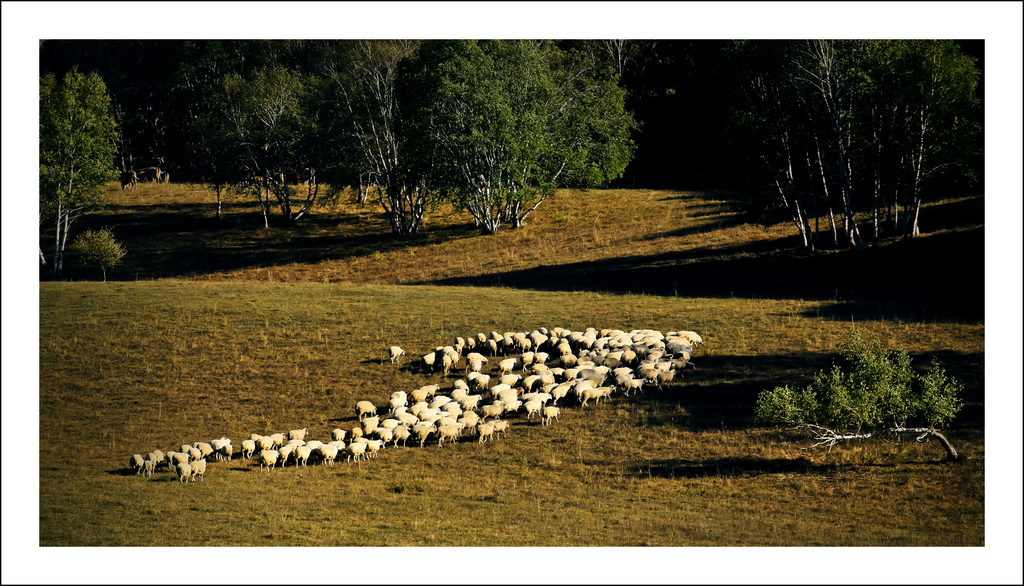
39, 280, 984, 546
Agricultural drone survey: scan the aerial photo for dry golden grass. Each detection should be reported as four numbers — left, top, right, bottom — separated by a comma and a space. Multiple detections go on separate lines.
39, 281, 983, 546
36, 183, 986, 547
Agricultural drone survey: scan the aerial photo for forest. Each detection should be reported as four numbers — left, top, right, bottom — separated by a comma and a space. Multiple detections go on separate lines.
39, 39, 982, 263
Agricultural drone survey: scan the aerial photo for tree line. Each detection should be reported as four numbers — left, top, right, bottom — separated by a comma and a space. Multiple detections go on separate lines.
39, 40, 982, 276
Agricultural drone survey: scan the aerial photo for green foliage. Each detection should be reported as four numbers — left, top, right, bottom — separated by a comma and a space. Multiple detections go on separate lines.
39, 68, 119, 275
70, 228, 126, 281
40, 68, 118, 217
755, 329, 963, 431
404, 40, 636, 233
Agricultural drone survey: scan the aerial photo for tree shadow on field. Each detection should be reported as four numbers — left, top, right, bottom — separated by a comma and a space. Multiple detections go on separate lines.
624, 350, 984, 430
631, 456, 841, 479
426, 227, 984, 323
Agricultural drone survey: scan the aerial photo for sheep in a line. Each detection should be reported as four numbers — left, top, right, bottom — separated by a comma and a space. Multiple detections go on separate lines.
345, 441, 368, 462
278, 444, 296, 466
295, 446, 313, 467
288, 428, 308, 442
319, 444, 339, 466
130, 454, 145, 475
142, 458, 157, 477
413, 423, 435, 448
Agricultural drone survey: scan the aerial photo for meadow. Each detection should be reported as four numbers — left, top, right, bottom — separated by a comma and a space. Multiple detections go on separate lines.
38, 182, 985, 546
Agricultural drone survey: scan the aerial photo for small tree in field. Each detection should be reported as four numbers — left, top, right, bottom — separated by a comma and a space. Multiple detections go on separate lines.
755, 329, 964, 460
70, 228, 126, 281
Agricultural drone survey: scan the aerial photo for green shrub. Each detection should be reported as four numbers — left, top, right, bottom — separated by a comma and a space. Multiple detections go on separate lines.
70, 227, 126, 281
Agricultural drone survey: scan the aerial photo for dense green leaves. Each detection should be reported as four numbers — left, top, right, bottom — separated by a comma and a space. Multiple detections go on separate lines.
755, 329, 964, 431
40, 68, 119, 276
405, 40, 636, 234
70, 228, 126, 281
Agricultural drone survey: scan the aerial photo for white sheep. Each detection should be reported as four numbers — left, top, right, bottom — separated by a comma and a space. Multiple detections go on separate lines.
130, 454, 145, 475
450, 387, 470, 402
241, 440, 256, 459
492, 420, 509, 439
459, 394, 483, 411
269, 433, 286, 448
458, 411, 481, 432
542, 406, 560, 426
524, 399, 543, 420
388, 345, 406, 364
278, 444, 296, 466
481, 403, 504, 421
393, 425, 412, 447
379, 418, 401, 430
288, 428, 308, 442
259, 450, 279, 471
498, 358, 517, 375
376, 427, 395, 446
142, 458, 156, 477
193, 442, 215, 460
256, 435, 274, 452
413, 423, 435, 448
421, 352, 437, 371
550, 384, 571, 405
362, 416, 380, 436
190, 459, 207, 481
295, 445, 313, 467
176, 462, 192, 482
319, 444, 339, 465
477, 422, 496, 443
345, 441, 368, 462
332, 428, 347, 442
355, 400, 377, 420
437, 423, 462, 446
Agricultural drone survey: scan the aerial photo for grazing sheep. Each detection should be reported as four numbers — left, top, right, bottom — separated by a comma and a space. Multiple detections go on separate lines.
345, 441, 368, 462
319, 444, 339, 465
389, 396, 407, 413
332, 428, 347, 442
655, 369, 677, 389
421, 352, 437, 371
393, 425, 412, 447
379, 418, 401, 430
389, 345, 406, 364
458, 411, 481, 432
376, 427, 395, 446
477, 422, 496, 443
429, 395, 453, 409
492, 420, 509, 439
350, 427, 363, 441
502, 399, 523, 414
524, 399, 543, 420
288, 428, 308, 442
398, 412, 421, 427
142, 458, 156, 477
176, 462, 193, 483
259, 450, 280, 471
149, 449, 165, 467
481, 403, 504, 421
295, 446, 313, 467
362, 416, 380, 436
534, 351, 549, 366
241, 440, 257, 459
130, 454, 145, 475
499, 374, 522, 387
413, 423, 435, 448
186, 446, 203, 462
437, 423, 462, 446
450, 387, 470, 402
521, 351, 536, 370
171, 452, 190, 467
193, 442, 215, 460
256, 435, 274, 452
542, 406, 560, 426
269, 433, 286, 448
278, 444, 295, 466
550, 384, 571, 405
459, 394, 483, 411
498, 358, 517, 375
355, 400, 377, 420
190, 459, 207, 481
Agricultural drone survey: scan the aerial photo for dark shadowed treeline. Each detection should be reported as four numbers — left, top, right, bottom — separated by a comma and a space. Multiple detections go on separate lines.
39, 39, 982, 246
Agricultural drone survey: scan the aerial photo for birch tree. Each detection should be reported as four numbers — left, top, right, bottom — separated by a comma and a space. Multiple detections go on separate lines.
323, 40, 426, 235
39, 68, 118, 277
406, 40, 635, 234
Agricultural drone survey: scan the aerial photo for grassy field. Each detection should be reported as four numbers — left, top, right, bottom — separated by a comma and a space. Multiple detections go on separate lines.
36, 184, 986, 548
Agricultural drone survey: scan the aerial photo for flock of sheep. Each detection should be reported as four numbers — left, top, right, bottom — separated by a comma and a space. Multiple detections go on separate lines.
128, 326, 703, 482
